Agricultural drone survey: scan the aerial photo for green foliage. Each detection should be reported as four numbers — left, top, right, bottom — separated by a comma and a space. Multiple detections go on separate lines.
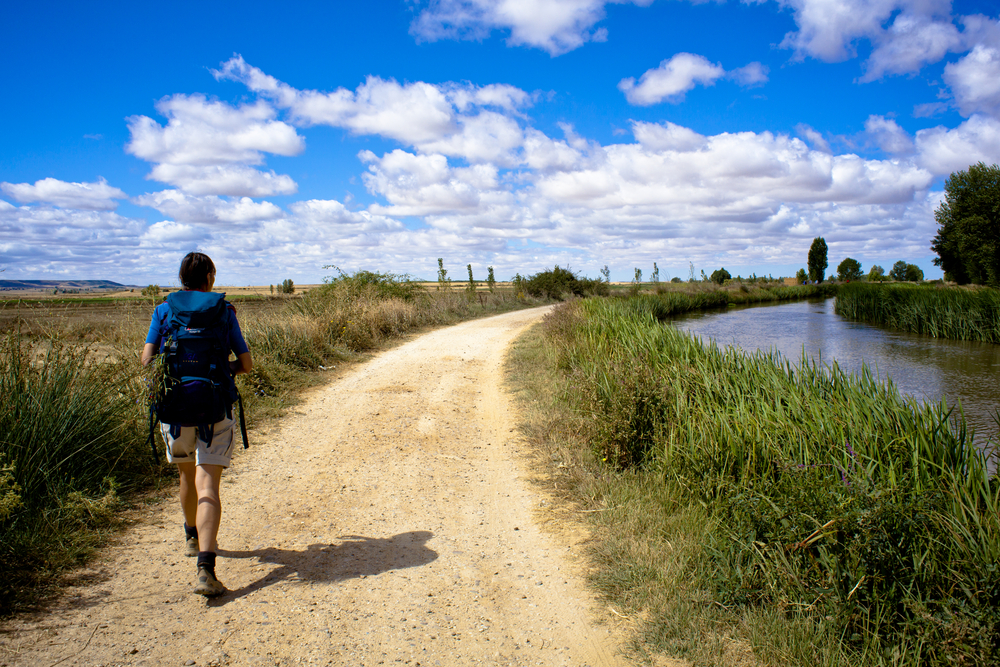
317, 266, 422, 302
905, 263, 924, 282
522, 266, 608, 300
836, 282, 1000, 342
808, 237, 828, 282
600, 265, 610, 283
651, 262, 660, 283
932, 162, 1000, 285
486, 266, 496, 292
709, 267, 731, 285
837, 257, 863, 281
868, 264, 886, 281
543, 295, 1000, 664
436, 258, 449, 290
795, 267, 808, 284
140, 284, 160, 299
670, 276, 681, 283
280, 278, 295, 294
889, 260, 909, 281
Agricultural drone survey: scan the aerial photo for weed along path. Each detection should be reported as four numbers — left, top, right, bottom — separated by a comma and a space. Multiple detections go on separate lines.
2, 306, 631, 667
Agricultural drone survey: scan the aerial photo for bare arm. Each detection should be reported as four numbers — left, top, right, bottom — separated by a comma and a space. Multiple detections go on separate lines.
141, 343, 157, 367
230, 352, 253, 376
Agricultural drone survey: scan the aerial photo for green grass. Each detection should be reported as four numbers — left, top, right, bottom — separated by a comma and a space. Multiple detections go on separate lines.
509, 294, 1000, 666
836, 282, 1000, 342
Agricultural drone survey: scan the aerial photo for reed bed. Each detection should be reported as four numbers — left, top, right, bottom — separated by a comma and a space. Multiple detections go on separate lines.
836, 282, 1000, 342
539, 295, 1000, 665
0, 277, 533, 614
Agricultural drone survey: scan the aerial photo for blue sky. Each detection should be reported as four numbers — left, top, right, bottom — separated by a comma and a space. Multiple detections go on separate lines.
2, 0, 999, 285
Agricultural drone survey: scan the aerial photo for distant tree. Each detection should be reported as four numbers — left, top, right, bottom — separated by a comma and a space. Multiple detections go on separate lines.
280, 278, 295, 294
808, 237, 828, 282
868, 265, 886, 281
486, 266, 496, 292
670, 276, 681, 283
600, 265, 610, 283
931, 162, 1000, 285
837, 258, 863, 281
710, 268, 731, 285
795, 268, 808, 284
436, 258, 449, 290
466, 264, 476, 297
141, 284, 161, 298
688, 262, 697, 282
270, 284, 274, 295
633, 268, 643, 284
651, 262, 660, 283
905, 264, 924, 282
889, 261, 909, 281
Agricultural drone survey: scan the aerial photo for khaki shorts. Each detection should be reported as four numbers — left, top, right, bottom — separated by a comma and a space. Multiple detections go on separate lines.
161, 417, 235, 467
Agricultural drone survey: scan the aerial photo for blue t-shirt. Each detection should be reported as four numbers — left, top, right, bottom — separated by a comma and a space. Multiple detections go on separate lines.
145, 298, 250, 357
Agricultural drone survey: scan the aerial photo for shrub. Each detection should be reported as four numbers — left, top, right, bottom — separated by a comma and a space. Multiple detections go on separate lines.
522, 266, 608, 300
710, 268, 731, 285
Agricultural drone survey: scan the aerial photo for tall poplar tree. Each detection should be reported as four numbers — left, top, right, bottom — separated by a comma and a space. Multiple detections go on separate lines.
808, 237, 828, 282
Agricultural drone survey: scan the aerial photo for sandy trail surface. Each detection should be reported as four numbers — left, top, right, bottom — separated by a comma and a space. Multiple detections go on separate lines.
1, 306, 630, 667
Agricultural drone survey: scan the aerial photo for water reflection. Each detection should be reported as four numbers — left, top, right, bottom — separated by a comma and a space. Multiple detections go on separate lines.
671, 297, 1000, 442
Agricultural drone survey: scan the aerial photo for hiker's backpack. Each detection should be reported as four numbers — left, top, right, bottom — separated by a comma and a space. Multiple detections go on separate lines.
147, 291, 248, 463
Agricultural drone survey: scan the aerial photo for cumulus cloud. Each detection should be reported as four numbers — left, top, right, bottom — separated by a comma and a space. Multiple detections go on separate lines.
944, 41, 1000, 118
0, 201, 148, 276
860, 12, 963, 81
147, 164, 298, 197
408, 0, 654, 56
795, 124, 832, 153
134, 191, 285, 224
215, 55, 535, 166
915, 114, 1000, 175
619, 54, 768, 106
864, 115, 915, 155
619, 53, 726, 105
1, 177, 127, 210
126, 93, 303, 197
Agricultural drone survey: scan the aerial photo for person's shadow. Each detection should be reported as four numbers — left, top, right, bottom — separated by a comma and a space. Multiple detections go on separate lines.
211, 531, 437, 605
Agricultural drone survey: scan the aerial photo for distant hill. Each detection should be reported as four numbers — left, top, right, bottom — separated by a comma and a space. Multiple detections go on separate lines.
0, 279, 131, 292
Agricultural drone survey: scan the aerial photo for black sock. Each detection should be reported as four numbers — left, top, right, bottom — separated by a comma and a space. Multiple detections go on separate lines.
197, 551, 217, 575
184, 523, 198, 541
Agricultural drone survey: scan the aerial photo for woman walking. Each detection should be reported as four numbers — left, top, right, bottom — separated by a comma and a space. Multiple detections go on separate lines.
142, 252, 253, 596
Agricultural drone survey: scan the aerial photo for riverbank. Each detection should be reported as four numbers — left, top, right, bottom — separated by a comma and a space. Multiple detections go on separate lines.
509, 294, 999, 665
835, 282, 1000, 343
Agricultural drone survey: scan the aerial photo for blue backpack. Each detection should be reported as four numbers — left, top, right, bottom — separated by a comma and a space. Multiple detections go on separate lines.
147, 291, 248, 462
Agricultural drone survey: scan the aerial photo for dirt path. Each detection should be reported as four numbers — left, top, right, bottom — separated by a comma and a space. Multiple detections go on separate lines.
1, 306, 630, 667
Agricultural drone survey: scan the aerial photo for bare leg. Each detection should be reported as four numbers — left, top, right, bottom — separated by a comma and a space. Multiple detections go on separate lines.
195, 464, 224, 553
177, 462, 198, 528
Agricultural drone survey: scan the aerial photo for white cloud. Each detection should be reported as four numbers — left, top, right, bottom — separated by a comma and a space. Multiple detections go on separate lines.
860, 13, 962, 80
864, 115, 915, 155
795, 124, 832, 153
126, 95, 304, 166
632, 121, 707, 152
944, 41, 1000, 118
215, 55, 534, 165
728, 62, 770, 87
0, 201, 148, 277
147, 164, 298, 197
619, 53, 726, 106
126, 93, 303, 197
915, 114, 1000, 175
619, 54, 769, 106
134, 191, 285, 224
1, 177, 127, 210
409, 0, 654, 56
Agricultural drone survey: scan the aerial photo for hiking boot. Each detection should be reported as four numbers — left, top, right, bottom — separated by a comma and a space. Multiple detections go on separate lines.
185, 536, 199, 557
193, 568, 225, 597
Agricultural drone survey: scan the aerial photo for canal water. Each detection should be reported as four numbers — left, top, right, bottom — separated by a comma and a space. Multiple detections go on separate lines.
671, 297, 1000, 444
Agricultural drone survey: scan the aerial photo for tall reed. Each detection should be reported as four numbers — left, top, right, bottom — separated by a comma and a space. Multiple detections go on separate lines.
544, 295, 1000, 664
836, 282, 1000, 342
